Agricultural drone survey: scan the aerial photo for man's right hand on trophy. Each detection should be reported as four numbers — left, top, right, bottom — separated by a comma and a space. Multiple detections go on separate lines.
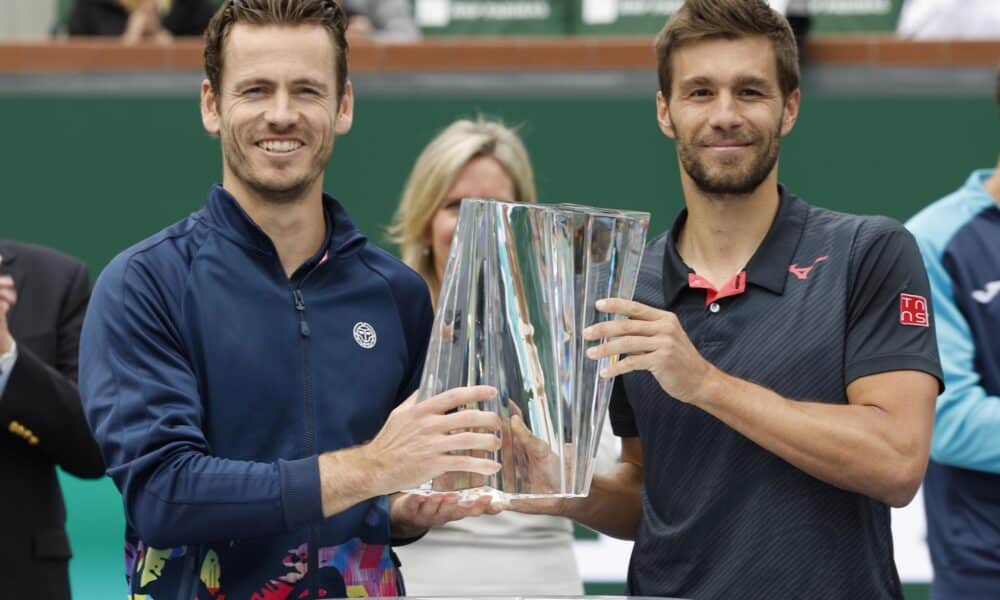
362, 385, 503, 494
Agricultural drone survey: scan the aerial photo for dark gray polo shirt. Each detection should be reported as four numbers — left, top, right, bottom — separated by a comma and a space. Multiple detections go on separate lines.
609, 187, 942, 600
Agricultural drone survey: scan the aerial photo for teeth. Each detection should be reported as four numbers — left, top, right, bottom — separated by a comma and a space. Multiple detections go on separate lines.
258, 140, 302, 153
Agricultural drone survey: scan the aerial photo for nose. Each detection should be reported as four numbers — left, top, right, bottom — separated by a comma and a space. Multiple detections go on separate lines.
706, 91, 743, 133
265, 90, 297, 130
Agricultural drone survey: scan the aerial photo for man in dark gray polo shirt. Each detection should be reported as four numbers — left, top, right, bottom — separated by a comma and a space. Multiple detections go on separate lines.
511, 1, 942, 599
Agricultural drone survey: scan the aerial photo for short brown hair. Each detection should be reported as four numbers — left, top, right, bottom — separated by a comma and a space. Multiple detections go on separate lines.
204, 0, 349, 102
655, 0, 799, 100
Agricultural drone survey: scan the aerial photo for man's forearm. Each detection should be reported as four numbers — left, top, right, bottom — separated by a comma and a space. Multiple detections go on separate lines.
563, 461, 643, 540
693, 369, 935, 507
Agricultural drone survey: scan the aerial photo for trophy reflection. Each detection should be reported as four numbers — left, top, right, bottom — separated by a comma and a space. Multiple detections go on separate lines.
410, 199, 649, 501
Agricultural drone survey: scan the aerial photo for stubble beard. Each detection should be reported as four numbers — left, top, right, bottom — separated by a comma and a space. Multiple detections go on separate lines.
677, 123, 782, 198
220, 120, 333, 205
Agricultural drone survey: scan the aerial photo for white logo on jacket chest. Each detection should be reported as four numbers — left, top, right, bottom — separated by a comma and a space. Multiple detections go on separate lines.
353, 322, 377, 349
972, 281, 1000, 304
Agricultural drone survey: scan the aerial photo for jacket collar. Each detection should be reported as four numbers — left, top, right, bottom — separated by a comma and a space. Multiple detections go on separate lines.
964, 168, 995, 195
661, 185, 809, 307
202, 184, 367, 259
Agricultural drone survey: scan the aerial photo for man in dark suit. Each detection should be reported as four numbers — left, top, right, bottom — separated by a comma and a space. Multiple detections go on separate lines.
0, 241, 105, 598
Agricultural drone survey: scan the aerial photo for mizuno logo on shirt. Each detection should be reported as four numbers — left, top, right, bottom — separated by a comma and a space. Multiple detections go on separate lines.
971, 280, 1000, 304
788, 255, 829, 280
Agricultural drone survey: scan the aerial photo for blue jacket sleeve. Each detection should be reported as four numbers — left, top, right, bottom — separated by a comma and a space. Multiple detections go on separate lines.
914, 236, 1000, 474
80, 256, 323, 548
399, 288, 432, 402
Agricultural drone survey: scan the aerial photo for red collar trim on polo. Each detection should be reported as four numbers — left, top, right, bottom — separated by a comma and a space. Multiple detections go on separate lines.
688, 271, 747, 305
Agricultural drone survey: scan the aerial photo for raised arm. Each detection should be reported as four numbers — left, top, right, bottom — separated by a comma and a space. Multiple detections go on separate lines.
585, 224, 942, 508
0, 254, 104, 478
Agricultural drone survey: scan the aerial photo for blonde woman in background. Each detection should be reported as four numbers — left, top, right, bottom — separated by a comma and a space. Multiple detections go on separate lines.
388, 117, 619, 596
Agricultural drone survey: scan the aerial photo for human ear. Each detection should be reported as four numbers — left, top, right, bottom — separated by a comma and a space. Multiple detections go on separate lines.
656, 91, 676, 140
200, 79, 221, 137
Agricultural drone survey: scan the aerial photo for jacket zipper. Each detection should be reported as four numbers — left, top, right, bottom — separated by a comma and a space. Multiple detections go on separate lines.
293, 289, 311, 337
291, 261, 322, 596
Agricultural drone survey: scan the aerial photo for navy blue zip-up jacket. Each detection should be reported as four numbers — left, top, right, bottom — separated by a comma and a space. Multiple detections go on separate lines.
80, 185, 433, 599
907, 169, 1000, 599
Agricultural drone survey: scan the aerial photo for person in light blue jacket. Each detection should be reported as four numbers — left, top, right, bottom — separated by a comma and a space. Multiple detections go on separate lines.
905, 70, 1000, 600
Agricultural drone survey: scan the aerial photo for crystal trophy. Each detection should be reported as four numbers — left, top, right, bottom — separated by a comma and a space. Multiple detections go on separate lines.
410, 199, 649, 502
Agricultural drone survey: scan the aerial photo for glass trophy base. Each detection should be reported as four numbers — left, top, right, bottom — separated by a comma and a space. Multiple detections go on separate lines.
403, 484, 587, 504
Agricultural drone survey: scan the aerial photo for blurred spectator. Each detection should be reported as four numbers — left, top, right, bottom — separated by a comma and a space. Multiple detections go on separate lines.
0, 242, 105, 598
68, 0, 214, 44
342, 0, 419, 41
898, 0, 1000, 39
905, 70, 1000, 600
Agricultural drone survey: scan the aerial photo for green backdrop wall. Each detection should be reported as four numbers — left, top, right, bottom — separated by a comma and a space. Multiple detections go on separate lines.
2, 91, 996, 598
6, 94, 995, 271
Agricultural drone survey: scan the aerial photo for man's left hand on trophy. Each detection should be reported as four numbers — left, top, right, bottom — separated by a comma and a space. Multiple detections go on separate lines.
389, 490, 499, 536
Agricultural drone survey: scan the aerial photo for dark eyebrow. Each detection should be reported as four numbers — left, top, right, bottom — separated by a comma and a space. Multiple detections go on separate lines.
291, 79, 329, 92
678, 75, 775, 91
232, 77, 272, 89
678, 76, 715, 90
230, 78, 329, 92
734, 75, 772, 89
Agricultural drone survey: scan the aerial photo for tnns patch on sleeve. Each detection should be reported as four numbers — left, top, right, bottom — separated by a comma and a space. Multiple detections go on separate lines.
900, 293, 929, 327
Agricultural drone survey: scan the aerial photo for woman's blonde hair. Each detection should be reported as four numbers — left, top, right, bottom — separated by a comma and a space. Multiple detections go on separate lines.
387, 117, 537, 302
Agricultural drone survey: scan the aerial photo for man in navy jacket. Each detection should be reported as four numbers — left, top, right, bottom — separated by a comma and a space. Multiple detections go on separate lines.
79, 1, 501, 597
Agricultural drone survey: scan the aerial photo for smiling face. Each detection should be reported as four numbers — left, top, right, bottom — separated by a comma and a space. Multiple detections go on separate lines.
428, 156, 516, 282
657, 35, 799, 197
200, 23, 353, 204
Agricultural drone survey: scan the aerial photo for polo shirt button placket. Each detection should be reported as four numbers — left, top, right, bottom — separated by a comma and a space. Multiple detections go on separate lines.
709, 302, 721, 313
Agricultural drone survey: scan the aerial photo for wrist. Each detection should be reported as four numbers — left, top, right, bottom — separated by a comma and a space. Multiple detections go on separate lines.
388, 494, 428, 540
0, 333, 13, 355
318, 446, 381, 518
560, 495, 584, 519
0, 340, 16, 376
689, 365, 729, 408
351, 442, 391, 497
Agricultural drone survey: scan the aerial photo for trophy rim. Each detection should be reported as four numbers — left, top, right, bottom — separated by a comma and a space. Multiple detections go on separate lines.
458, 197, 651, 222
